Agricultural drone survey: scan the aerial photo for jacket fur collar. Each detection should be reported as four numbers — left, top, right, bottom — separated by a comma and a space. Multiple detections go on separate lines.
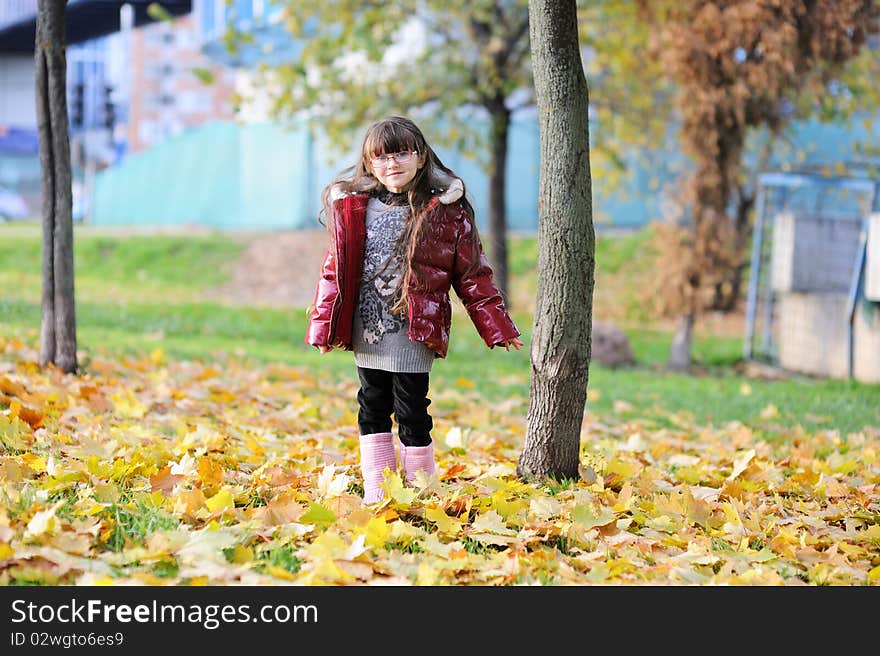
330, 171, 463, 205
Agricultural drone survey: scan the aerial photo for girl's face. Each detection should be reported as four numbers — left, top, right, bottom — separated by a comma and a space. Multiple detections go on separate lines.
369, 150, 425, 193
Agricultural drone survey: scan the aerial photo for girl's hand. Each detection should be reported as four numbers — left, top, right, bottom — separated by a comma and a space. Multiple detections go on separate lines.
500, 337, 524, 351
318, 345, 332, 354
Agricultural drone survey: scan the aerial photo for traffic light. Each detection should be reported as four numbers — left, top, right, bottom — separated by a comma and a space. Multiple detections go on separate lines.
102, 85, 115, 130
71, 82, 84, 129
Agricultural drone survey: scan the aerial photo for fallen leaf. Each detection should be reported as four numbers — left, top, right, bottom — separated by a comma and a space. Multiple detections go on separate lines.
150, 466, 185, 495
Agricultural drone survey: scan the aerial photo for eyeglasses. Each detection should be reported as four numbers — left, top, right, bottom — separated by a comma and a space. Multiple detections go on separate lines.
370, 151, 418, 168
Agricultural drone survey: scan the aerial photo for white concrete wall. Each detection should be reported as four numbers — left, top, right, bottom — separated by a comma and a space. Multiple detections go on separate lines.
854, 299, 880, 383
0, 55, 36, 128
778, 291, 880, 383
866, 213, 880, 302
771, 211, 863, 293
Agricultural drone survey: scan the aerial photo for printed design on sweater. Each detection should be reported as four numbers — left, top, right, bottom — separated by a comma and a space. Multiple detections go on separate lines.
358, 205, 407, 344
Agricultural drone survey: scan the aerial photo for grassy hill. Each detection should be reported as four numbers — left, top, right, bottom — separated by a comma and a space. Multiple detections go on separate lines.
1, 221, 877, 433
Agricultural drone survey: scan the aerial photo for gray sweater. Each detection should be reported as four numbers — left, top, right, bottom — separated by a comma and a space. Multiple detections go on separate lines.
351, 197, 436, 373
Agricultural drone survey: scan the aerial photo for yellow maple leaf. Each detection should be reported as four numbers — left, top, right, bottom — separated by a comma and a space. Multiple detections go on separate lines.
10, 400, 44, 429
471, 510, 517, 536
425, 504, 461, 536
0, 414, 33, 450
205, 488, 235, 514
612, 482, 634, 512
169, 453, 197, 477
306, 529, 349, 560
529, 497, 563, 521
815, 473, 849, 498
311, 558, 355, 584
316, 464, 353, 499
300, 502, 336, 526
209, 388, 237, 404
383, 471, 418, 506
173, 489, 207, 516
230, 545, 253, 564
363, 516, 391, 548
605, 458, 636, 479
265, 565, 299, 582
110, 390, 147, 419
260, 494, 305, 526
860, 524, 880, 541
487, 491, 527, 519
150, 466, 185, 495
727, 449, 756, 482
185, 424, 226, 451
21, 453, 46, 473
572, 503, 616, 530
93, 483, 121, 504
197, 457, 225, 493
25, 501, 64, 540
683, 490, 711, 528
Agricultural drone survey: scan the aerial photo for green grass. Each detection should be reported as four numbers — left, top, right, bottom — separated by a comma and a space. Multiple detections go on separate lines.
1, 225, 878, 435
507, 228, 659, 323
254, 545, 302, 575
103, 497, 181, 552
625, 326, 743, 367
0, 227, 243, 304
508, 228, 653, 278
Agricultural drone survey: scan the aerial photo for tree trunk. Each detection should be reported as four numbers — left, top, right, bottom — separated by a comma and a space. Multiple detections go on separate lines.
35, 0, 77, 373
486, 104, 510, 306
710, 190, 754, 312
666, 311, 694, 372
518, 0, 593, 482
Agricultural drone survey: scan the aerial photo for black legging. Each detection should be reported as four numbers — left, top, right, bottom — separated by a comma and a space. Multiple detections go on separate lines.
356, 367, 433, 447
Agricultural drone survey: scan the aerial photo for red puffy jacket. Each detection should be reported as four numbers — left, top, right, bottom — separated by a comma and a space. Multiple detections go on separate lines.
305, 192, 520, 358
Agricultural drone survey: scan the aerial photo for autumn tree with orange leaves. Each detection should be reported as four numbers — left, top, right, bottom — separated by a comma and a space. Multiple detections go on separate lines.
639, 0, 880, 371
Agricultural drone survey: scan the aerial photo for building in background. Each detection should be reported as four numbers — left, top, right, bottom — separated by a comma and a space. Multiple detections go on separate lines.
126, 11, 237, 154
0, 0, 228, 219
1, 0, 878, 232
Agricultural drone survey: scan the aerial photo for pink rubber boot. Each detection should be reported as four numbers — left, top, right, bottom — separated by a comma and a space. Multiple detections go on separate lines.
359, 432, 396, 505
399, 441, 436, 484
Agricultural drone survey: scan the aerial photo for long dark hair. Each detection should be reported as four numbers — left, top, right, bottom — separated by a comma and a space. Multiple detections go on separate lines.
319, 116, 480, 314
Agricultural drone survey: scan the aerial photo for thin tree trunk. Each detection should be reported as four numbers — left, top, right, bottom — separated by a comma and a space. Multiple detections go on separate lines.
666, 311, 694, 372
518, 0, 593, 482
35, 0, 77, 373
487, 104, 510, 306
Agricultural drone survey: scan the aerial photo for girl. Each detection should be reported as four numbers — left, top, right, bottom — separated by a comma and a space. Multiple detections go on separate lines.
306, 116, 523, 505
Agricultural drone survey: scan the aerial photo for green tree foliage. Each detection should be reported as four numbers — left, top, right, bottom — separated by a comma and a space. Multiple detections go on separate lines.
576, 2, 676, 193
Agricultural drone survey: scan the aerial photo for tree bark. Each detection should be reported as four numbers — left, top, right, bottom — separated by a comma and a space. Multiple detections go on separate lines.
35, 0, 77, 373
518, 0, 593, 482
486, 103, 510, 306
666, 311, 694, 372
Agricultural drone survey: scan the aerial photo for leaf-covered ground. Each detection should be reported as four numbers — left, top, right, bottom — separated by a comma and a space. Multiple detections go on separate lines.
1, 336, 878, 586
